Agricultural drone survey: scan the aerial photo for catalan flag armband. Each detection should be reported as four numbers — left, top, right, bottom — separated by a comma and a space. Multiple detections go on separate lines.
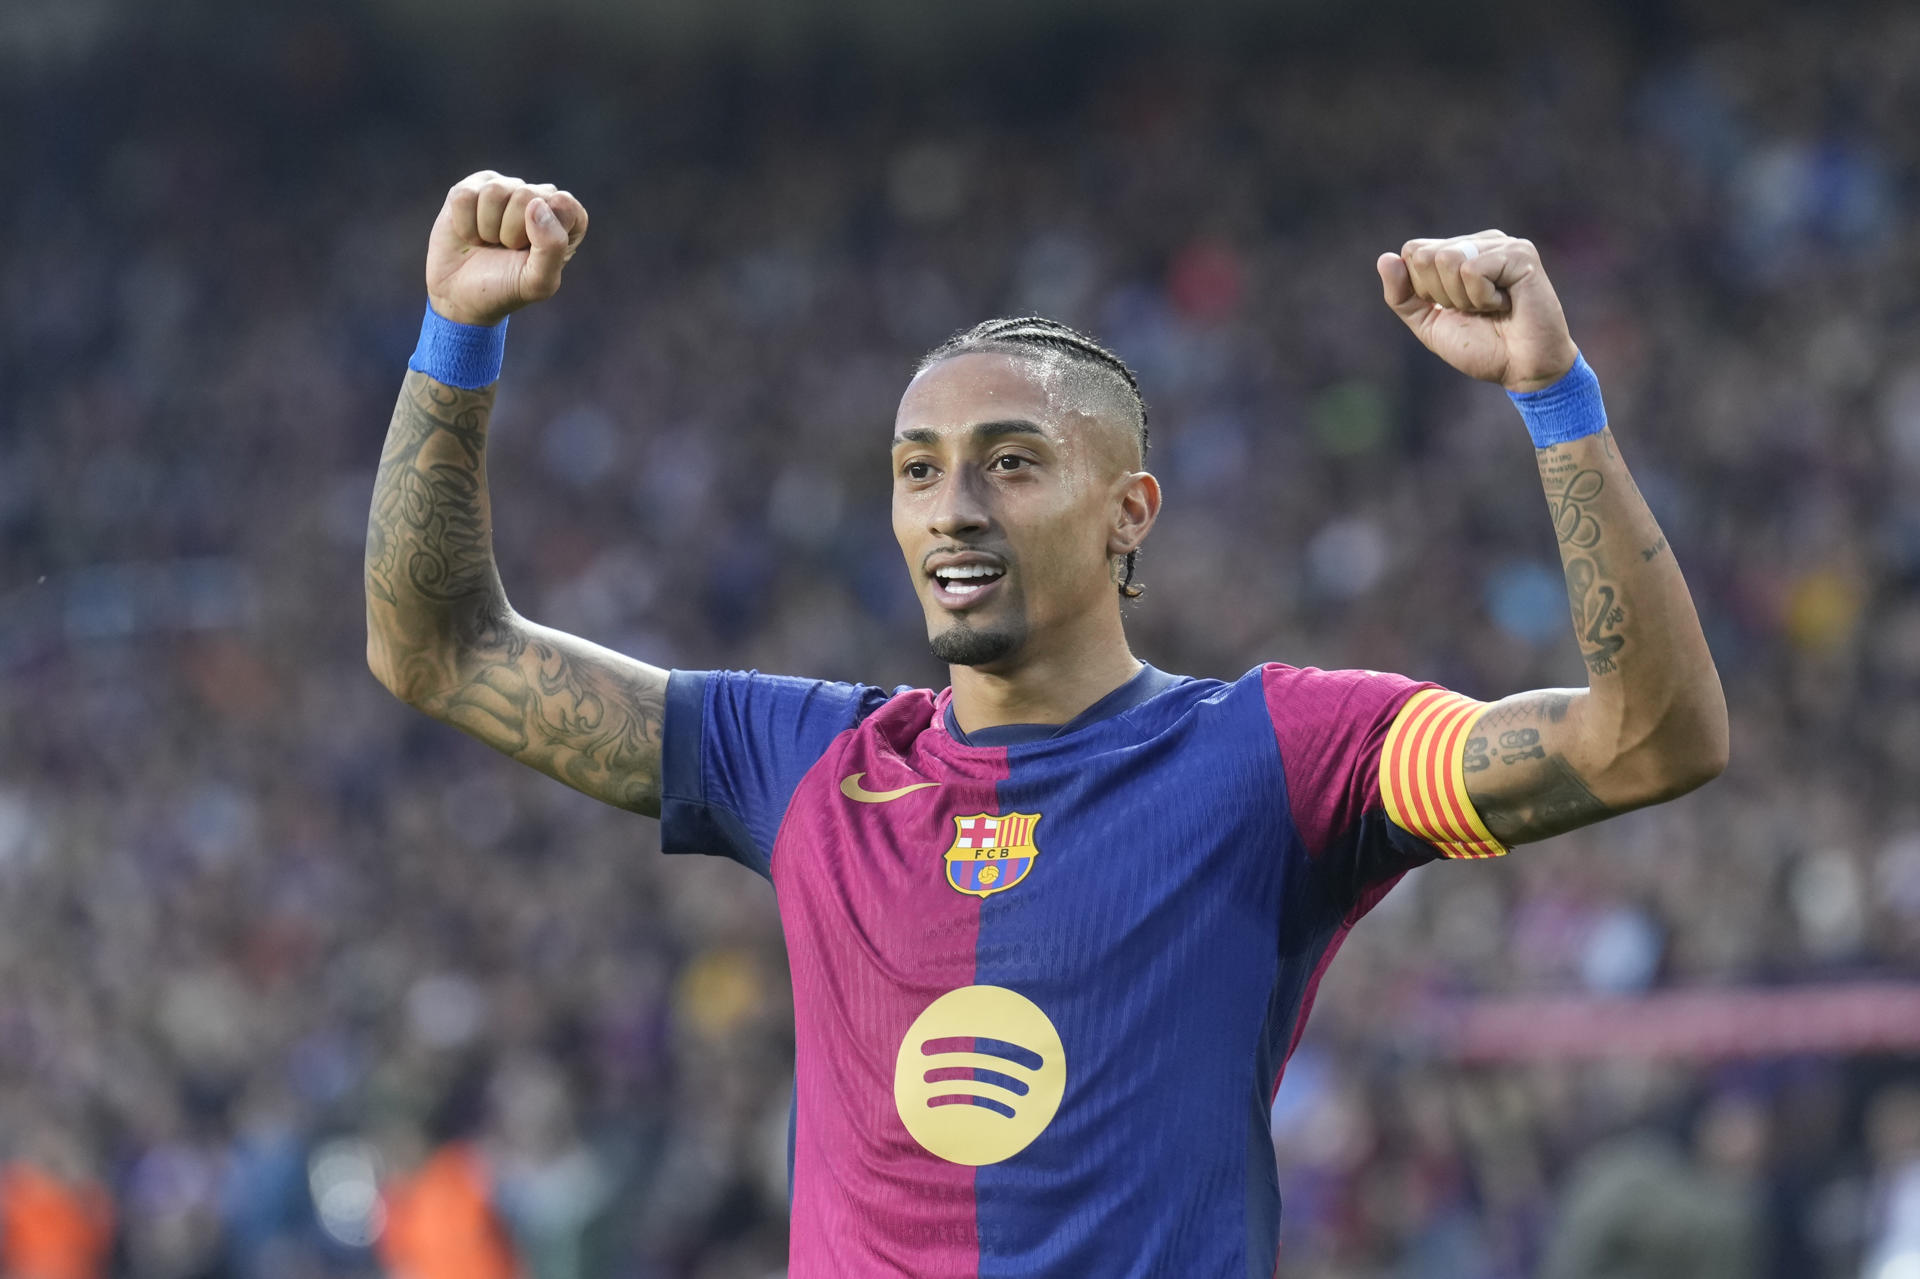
1378, 689, 1509, 860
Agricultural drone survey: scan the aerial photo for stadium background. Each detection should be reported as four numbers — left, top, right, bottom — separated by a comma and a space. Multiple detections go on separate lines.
5, 0, 1920, 1274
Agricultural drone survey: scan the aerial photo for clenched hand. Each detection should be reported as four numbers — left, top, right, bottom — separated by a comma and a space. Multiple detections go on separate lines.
1378, 231, 1577, 393
426, 171, 590, 327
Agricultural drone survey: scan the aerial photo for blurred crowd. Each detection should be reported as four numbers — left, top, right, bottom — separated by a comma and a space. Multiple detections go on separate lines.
5, 2, 1920, 1275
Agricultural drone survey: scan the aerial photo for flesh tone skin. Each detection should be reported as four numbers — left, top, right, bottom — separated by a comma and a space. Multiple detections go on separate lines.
890, 351, 1159, 735
366, 175, 1727, 843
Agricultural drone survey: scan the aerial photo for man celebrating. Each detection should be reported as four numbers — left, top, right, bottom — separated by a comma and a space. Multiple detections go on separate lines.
365, 172, 1727, 1276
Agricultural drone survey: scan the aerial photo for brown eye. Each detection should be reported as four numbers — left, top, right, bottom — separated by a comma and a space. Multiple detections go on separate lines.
903, 461, 934, 481
991, 454, 1029, 471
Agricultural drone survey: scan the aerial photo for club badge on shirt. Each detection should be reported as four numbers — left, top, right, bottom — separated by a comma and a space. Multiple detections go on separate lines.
944, 812, 1042, 898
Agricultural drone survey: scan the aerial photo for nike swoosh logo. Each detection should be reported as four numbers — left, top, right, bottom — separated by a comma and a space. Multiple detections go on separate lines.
840, 772, 940, 804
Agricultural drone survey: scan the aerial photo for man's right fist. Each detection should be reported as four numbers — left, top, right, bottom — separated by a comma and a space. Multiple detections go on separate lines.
426, 172, 589, 327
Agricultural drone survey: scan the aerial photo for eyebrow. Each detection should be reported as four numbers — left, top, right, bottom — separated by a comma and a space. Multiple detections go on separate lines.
890, 419, 1048, 449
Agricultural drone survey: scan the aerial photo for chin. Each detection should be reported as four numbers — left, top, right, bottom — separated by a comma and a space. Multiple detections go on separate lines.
928, 616, 1024, 667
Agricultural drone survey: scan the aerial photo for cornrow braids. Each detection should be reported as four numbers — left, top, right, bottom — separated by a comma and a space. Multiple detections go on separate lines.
917, 317, 1151, 599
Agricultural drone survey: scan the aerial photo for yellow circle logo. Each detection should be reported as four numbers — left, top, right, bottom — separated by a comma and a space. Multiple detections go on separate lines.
893, 986, 1067, 1166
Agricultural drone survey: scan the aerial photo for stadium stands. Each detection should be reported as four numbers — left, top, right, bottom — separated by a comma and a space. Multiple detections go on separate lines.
3, 3, 1919, 1275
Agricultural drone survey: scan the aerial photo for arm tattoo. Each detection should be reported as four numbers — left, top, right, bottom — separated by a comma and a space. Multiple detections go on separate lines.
365, 377, 508, 699
1473, 753, 1610, 845
1461, 728, 1545, 773
1495, 728, 1545, 764
1565, 557, 1626, 676
1464, 689, 1620, 844
1540, 444, 1627, 677
1471, 691, 1573, 729
366, 376, 498, 621
1542, 464, 1606, 549
1458, 424, 1719, 846
428, 633, 667, 814
366, 373, 666, 815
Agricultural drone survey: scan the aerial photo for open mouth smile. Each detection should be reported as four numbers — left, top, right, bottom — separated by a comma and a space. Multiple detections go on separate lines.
927, 557, 1008, 610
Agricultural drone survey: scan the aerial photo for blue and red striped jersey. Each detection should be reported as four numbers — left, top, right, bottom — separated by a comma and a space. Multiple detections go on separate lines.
660, 662, 1501, 1277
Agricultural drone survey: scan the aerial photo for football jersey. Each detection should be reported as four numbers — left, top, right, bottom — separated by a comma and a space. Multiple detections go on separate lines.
659, 663, 1505, 1278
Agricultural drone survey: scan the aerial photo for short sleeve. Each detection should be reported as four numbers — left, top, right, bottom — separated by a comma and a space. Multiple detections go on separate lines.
1258, 664, 1508, 922
660, 669, 890, 878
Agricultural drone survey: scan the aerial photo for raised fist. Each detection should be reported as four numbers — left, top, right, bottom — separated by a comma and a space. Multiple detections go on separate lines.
1377, 231, 1577, 393
426, 171, 589, 328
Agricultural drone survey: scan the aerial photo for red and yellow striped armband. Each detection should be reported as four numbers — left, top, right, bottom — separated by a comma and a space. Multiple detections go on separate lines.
1378, 689, 1509, 860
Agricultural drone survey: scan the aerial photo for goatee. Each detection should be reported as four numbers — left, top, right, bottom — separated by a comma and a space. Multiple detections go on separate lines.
930, 619, 1022, 667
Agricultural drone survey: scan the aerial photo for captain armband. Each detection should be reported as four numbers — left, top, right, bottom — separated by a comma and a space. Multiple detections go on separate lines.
1378, 689, 1509, 860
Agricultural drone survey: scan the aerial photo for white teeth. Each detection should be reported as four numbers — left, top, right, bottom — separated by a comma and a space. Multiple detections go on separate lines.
933, 565, 1003, 598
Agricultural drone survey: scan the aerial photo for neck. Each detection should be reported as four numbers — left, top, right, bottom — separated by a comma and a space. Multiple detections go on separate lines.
946, 609, 1142, 733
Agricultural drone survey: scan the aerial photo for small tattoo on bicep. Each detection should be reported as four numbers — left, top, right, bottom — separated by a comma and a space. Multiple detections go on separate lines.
1464, 735, 1490, 773
1474, 691, 1574, 730
1474, 753, 1614, 844
1497, 728, 1545, 765
1640, 535, 1668, 562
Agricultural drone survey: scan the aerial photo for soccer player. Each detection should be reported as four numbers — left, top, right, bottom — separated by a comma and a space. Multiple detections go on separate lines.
365, 172, 1727, 1276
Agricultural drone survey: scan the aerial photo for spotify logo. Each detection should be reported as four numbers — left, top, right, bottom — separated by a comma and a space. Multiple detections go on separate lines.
893, 985, 1067, 1166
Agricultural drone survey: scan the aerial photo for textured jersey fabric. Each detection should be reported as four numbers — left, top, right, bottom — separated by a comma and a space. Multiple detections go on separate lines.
659, 663, 1479, 1278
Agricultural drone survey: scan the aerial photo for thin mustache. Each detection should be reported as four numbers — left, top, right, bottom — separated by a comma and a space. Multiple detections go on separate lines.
920, 545, 1010, 573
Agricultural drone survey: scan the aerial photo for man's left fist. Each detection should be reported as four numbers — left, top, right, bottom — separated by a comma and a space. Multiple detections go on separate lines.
1377, 231, 1578, 393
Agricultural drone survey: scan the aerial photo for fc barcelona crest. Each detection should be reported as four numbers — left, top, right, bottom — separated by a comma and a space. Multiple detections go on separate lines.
944, 812, 1042, 898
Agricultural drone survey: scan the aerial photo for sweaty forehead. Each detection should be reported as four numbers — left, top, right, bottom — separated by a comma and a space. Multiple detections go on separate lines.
894, 350, 1139, 467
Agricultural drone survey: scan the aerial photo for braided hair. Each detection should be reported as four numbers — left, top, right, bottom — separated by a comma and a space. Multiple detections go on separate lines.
916, 317, 1151, 598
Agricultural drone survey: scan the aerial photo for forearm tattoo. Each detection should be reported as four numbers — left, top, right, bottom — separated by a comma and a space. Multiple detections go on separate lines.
1455, 428, 1706, 845
365, 373, 665, 815
1539, 447, 1626, 679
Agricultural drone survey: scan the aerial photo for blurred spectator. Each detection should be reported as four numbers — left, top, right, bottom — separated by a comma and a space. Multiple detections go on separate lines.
377, 1136, 520, 1279
1540, 1090, 1765, 1279
490, 1056, 616, 1279
0, 1127, 113, 1279
1862, 1086, 1920, 1279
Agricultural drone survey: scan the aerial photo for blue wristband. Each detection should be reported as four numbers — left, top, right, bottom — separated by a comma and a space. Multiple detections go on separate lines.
407, 303, 508, 389
1508, 353, 1606, 449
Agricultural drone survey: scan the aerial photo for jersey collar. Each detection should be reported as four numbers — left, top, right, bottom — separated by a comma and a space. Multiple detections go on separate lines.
941, 663, 1186, 747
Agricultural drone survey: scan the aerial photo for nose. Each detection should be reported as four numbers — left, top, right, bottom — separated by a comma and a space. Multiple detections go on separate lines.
928, 466, 991, 539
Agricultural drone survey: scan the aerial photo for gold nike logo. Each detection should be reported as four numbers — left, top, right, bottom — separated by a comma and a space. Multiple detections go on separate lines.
840, 772, 940, 804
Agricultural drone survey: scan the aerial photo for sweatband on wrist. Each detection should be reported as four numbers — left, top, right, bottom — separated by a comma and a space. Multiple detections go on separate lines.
407, 303, 508, 389
1508, 353, 1606, 449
